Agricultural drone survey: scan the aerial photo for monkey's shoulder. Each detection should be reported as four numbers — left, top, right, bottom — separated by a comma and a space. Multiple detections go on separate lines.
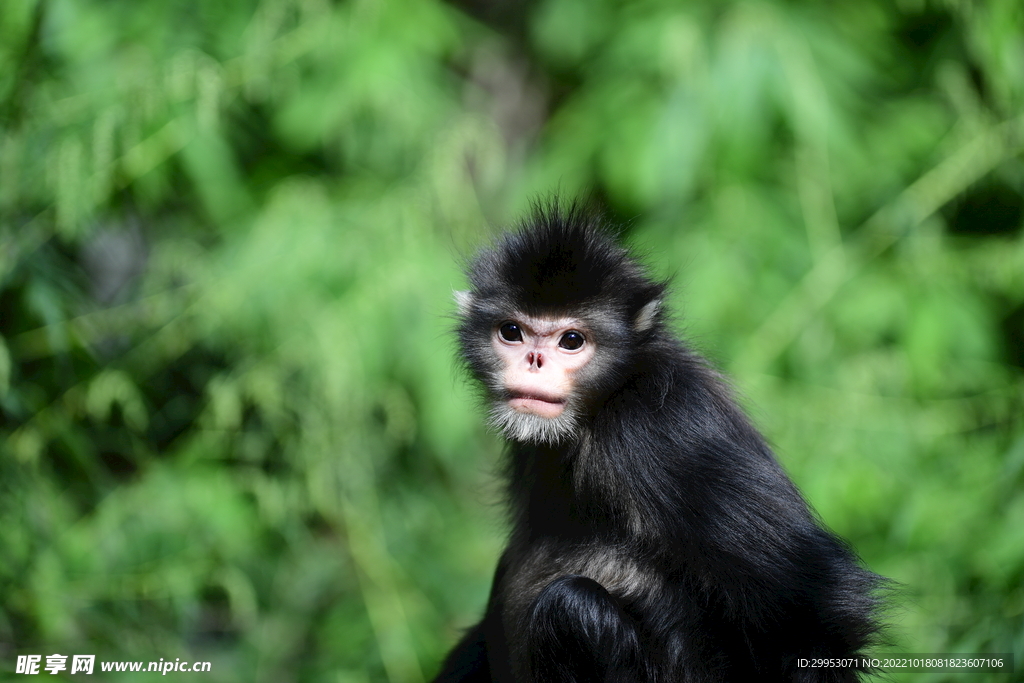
597, 352, 767, 455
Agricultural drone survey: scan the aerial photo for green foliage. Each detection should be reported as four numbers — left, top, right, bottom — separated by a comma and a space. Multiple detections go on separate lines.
1, 0, 1022, 681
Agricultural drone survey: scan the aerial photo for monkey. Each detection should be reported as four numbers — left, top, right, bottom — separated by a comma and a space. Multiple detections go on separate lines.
435, 200, 887, 683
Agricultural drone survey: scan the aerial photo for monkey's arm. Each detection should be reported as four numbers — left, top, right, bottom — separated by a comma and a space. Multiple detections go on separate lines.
432, 621, 491, 683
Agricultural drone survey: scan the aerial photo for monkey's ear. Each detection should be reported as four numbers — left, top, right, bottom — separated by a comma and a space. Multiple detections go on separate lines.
635, 298, 661, 333
454, 290, 474, 316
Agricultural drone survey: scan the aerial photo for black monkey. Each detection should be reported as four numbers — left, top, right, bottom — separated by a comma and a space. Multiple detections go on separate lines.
436, 201, 886, 682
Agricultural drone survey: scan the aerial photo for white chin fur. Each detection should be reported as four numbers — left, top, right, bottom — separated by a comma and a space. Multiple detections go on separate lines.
488, 403, 578, 445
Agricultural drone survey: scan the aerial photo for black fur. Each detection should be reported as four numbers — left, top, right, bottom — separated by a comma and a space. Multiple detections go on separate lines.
438, 201, 886, 682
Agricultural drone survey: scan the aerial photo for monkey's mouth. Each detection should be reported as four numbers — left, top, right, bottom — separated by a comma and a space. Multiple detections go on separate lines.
507, 390, 566, 419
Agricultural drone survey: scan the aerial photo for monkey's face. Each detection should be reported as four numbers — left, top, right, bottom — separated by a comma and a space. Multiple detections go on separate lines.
473, 310, 596, 445
491, 314, 595, 420
456, 288, 639, 445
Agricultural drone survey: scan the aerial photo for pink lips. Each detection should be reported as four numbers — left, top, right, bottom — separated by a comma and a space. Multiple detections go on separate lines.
508, 390, 566, 419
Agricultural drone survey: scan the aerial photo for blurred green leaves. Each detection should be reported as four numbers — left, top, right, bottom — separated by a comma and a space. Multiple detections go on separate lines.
1, 0, 1023, 681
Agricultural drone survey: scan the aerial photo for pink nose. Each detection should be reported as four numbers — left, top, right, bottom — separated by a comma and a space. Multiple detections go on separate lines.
527, 351, 544, 368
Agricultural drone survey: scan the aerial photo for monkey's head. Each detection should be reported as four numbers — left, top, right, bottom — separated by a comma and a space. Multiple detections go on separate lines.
455, 202, 666, 445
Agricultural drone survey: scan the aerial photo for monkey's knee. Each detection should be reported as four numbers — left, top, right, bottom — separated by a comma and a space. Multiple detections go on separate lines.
527, 576, 643, 682
530, 575, 620, 636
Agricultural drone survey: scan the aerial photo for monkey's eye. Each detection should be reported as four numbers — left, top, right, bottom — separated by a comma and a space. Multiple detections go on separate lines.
498, 322, 523, 343
558, 331, 585, 350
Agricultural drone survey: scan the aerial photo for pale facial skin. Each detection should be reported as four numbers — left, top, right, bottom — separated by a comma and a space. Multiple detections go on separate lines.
491, 314, 595, 420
